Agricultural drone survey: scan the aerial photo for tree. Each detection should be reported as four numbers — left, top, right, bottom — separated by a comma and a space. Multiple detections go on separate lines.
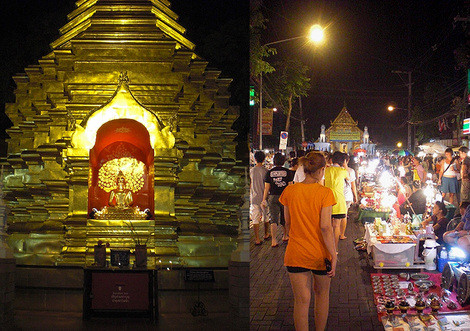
270, 59, 311, 132
250, 0, 276, 80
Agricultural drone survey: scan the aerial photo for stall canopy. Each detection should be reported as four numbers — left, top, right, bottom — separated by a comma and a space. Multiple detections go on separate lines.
418, 142, 447, 155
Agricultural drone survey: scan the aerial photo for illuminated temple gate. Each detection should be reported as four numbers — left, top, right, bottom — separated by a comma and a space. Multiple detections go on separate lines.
2, 0, 244, 271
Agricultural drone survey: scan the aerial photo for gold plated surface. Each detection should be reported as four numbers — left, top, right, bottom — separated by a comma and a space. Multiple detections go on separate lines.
2, 0, 243, 268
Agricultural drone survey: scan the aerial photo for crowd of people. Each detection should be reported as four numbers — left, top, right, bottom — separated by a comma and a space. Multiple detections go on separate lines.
250, 145, 470, 331
250, 149, 357, 330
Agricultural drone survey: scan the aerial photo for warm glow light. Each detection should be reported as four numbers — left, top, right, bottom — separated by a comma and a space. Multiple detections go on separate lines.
98, 157, 145, 193
72, 82, 175, 151
379, 171, 395, 189
273, 107, 277, 112
397, 142, 403, 148
309, 25, 324, 43
387, 105, 395, 112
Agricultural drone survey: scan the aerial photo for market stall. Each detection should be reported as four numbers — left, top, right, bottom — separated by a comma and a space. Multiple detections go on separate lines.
355, 155, 470, 330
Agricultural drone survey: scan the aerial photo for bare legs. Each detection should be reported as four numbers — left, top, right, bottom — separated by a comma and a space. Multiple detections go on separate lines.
253, 221, 270, 245
264, 221, 270, 239
339, 217, 347, 240
270, 223, 278, 246
332, 218, 342, 251
253, 223, 261, 244
281, 224, 289, 241
289, 271, 331, 331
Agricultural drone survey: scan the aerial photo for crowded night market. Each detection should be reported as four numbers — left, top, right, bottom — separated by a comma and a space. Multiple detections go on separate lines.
249, 1, 470, 329
251, 139, 470, 330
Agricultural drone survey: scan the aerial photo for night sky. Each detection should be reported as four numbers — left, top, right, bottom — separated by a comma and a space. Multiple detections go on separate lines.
0, 0, 249, 159
260, 0, 466, 149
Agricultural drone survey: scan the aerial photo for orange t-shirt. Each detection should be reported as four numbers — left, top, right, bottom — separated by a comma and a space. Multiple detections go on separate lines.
279, 182, 336, 270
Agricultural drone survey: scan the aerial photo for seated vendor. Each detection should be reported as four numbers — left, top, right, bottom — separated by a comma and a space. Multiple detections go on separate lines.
421, 201, 449, 245
443, 202, 470, 250
399, 187, 426, 216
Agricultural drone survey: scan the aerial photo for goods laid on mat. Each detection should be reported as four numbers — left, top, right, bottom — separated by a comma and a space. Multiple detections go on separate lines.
382, 313, 470, 330
373, 272, 470, 330
372, 273, 466, 317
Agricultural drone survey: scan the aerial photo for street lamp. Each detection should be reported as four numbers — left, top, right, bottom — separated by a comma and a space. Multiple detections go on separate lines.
387, 104, 412, 151
258, 24, 325, 150
397, 142, 403, 148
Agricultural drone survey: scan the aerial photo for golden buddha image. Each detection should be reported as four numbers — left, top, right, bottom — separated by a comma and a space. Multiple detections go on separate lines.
94, 157, 148, 220
109, 171, 133, 209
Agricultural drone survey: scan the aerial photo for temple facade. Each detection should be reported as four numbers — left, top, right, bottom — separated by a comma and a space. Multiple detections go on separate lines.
314, 105, 375, 155
1, 0, 243, 269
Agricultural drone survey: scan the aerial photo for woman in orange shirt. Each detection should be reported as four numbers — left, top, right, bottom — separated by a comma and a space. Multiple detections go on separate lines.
279, 152, 337, 331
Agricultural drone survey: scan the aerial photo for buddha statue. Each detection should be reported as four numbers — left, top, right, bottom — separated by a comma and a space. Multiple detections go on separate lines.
94, 170, 148, 220
109, 171, 133, 209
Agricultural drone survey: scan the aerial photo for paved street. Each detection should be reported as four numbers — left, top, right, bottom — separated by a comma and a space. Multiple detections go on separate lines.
250, 210, 383, 330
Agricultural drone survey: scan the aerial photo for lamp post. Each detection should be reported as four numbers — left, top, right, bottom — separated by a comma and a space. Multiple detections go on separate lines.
387, 105, 412, 151
391, 70, 413, 151
258, 24, 324, 150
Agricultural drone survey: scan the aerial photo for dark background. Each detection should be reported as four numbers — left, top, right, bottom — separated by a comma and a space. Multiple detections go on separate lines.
0, 0, 249, 160
259, 0, 466, 149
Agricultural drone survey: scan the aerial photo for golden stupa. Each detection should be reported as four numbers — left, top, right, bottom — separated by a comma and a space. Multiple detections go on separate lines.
2, 0, 244, 269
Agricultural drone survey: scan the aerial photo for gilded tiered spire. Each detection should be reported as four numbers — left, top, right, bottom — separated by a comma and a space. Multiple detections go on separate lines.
3, 0, 242, 268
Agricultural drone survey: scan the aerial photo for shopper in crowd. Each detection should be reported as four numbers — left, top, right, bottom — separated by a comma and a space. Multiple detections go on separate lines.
403, 156, 413, 183
443, 201, 470, 246
438, 148, 459, 207
324, 151, 349, 250
289, 157, 300, 179
341, 154, 357, 240
283, 150, 296, 168
412, 156, 426, 188
279, 151, 337, 331
250, 151, 269, 245
459, 146, 470, 203
421, 200, 449, 245
262, 153, 294, 246
399, 184, 427, 216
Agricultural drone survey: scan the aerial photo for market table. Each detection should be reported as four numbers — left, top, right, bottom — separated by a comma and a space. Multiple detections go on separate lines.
364, 223, 421, 270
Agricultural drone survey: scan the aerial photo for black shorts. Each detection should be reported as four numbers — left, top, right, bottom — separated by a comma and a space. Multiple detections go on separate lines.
332, 214, 346, 219
286, 266, 327, 275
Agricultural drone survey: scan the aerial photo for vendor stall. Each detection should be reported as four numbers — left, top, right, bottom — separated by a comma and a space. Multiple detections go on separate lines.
365, 223, 419, 269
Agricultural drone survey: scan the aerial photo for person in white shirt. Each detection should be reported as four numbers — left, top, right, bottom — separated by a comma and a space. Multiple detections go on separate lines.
341, 154, 357, 240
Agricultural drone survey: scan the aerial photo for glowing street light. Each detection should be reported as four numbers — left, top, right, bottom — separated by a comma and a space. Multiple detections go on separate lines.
258, 24, 326, 150
387, 105, 395, 112
273, 107, 277, 112
397, 142, 403, 148
309, 24, 324, 43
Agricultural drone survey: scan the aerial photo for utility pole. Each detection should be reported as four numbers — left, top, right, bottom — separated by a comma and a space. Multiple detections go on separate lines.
259, 73, 263, 150
392, 70, 412, 151
299, 96, 305, 148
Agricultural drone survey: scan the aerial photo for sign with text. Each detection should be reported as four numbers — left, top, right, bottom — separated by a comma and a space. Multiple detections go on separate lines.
91, 272, 149, 310
329, 130, 361, 142
262, 107, 273, 135
464, 118, 470, 135
184, 269, 215, 282
279, 131, 288, 150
